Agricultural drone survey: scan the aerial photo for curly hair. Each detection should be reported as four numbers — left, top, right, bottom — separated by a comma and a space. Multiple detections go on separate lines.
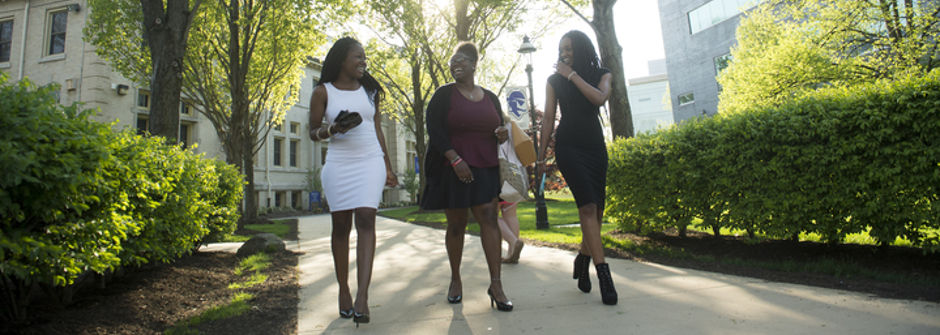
453, 41, 479, 64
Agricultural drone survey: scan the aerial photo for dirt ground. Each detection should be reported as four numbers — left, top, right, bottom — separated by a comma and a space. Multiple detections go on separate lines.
9, 246, 299, 335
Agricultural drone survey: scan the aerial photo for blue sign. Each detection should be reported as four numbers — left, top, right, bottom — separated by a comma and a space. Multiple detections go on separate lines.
507, 90, 526, 118
309, 191, 321, 203
414, 156, 420, 174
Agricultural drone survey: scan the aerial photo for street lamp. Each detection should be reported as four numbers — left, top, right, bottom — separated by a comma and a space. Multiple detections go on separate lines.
518, 36, 549, 230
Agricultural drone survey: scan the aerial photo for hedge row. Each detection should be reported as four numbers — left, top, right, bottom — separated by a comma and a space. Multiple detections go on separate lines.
0, 75, 243, 322
606, 70, 940, 249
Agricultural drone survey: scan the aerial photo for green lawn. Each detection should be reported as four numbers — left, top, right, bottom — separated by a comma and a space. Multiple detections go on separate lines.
380, 199, 616, 243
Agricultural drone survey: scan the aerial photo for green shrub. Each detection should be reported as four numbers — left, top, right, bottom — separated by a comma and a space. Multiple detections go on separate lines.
607, 70, 940, 249
0, 74, 243, 324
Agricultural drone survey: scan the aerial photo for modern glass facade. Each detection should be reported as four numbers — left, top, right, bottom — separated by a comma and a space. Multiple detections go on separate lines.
688, 0, 761, 34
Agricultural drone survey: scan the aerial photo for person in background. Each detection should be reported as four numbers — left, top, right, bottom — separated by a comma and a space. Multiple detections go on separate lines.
498, 200, 524, 263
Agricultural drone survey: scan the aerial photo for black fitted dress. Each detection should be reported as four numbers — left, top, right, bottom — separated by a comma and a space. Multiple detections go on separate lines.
548, 68, 610, 211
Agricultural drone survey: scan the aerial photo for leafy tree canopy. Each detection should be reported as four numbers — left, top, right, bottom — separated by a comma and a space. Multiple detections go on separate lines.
718, 0, 940, 114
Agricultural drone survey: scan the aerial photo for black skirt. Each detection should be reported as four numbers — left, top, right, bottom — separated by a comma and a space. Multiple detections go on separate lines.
420, 165, 500, 210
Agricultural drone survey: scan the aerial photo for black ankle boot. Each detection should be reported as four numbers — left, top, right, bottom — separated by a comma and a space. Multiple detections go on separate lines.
573, 253, 591, 293
595, 263, 618, 305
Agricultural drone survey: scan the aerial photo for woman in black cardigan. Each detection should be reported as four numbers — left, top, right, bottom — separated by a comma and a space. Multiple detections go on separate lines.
420, 42, 514, 311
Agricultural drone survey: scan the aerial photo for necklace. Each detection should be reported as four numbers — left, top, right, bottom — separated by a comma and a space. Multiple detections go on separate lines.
458, 84, 477, 100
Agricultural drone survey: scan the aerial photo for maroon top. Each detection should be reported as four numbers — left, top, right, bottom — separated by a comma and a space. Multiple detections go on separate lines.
447, 90, 500, 168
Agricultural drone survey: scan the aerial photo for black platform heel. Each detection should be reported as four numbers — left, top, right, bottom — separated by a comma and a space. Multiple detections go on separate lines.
596, 263, 618, 305
487, 288, 513, 312
339, 308, 354, 319
573, 253, 591, 293
353, 311, 370, 327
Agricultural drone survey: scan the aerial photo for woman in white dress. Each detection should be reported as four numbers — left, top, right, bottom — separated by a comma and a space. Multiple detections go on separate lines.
308, 37, 398, 327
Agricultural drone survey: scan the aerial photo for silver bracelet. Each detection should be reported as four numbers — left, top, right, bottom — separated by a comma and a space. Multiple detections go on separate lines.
567, 71, 577, 81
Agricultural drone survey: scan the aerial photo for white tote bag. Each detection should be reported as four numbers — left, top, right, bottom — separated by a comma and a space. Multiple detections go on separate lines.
498, 121, 529, 203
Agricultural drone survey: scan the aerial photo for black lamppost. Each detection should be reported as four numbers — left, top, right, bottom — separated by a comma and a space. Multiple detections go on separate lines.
518, 36, 549, 230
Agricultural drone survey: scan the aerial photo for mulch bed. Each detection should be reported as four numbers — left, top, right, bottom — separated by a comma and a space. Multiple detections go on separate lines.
9, 248, 300, 335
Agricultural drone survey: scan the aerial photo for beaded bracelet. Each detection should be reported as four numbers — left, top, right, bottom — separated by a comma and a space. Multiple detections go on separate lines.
450, 157, 464, 167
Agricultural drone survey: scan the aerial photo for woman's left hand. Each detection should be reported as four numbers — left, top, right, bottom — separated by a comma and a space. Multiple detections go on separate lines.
495, 126, 509, 144
386, 167, 399, 187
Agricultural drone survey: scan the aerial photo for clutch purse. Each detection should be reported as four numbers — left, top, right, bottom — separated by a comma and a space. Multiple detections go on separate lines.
335, 110, 363, 129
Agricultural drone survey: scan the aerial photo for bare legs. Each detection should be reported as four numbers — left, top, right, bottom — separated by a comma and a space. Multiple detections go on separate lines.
497, 203, 524, 263
331, 207, 377, 316
497, 204, 520, 248
444, 199, 509, 304
577, 204, 605, 265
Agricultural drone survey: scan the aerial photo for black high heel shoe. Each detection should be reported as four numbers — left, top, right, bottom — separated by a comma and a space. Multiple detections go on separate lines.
339, 308, 354, 319
596, 263, 618, 305
353, 311, 370, 327
447, 281, 462, 304
487, 288, 513, 312
573, 253, 591, 293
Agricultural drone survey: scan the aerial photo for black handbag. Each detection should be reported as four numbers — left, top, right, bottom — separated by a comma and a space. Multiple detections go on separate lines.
335, 110, 363, 130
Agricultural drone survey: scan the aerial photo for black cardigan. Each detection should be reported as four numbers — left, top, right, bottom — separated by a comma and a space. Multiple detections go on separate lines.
423, 83, 505, 179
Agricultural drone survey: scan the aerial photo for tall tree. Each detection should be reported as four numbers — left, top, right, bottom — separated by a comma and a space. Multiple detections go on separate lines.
182, 0, 328, 221
560, 0, 634, 138
86, 0, 203, 143
87, 0, 337, 221
718, 0, 940, 114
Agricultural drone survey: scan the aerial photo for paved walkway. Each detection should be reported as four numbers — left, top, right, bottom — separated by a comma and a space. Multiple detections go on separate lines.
295, 214, 940, 334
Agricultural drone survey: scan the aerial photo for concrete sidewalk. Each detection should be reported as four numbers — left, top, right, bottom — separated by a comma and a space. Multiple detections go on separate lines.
296, 214, 940, 334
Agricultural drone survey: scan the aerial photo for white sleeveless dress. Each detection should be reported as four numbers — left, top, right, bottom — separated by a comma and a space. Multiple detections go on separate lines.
320, 83, 386, 212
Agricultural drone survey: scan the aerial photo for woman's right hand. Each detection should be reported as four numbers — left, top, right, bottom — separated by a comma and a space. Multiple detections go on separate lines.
454, 161, 474, 184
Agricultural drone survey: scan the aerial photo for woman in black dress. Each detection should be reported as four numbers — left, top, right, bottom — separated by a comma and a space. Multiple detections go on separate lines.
537, 30, 617, 305
421, 42, 514, 311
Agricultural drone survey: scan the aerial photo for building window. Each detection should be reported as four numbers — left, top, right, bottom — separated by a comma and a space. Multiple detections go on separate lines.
688, 0, 761, 35
292, 190, 302, 209
289, 140, 299, 167
406, 140, 417, 173
273, 138, 283, 166
678, 92, 695, 106
274, 122, 283, 132
290, 122, 300, 135
137, 90, 150, 109
136, 115, 149, 135
180, 100, 194, 116
0, 20, 12, 63
47, 10, 67, 55
714, 53, 733, 75
180, 122, 194, 149
275, 191, 283, 208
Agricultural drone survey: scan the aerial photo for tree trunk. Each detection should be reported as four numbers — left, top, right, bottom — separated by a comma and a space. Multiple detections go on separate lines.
411, 52, 429, 203
242, 141, 258, 223
455, 0, 470, 41
591, 0, 633, 138
140, 0, 198, 143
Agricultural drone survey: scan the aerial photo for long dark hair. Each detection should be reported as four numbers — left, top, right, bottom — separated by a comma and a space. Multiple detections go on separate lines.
317, 37, 384, 100
561, 30, 601, 75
